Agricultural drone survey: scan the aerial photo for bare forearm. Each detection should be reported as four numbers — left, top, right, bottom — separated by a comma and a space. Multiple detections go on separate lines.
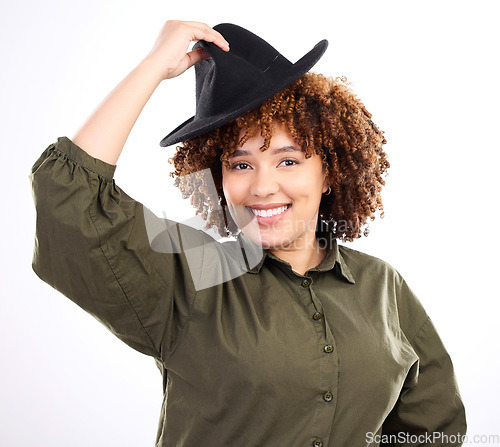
71, 20, 229, 166
72, 58, 162, 166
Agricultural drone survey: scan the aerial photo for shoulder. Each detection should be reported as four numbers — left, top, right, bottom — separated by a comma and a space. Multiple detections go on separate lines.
338, 243, 428, 339
338, 243, 403, 284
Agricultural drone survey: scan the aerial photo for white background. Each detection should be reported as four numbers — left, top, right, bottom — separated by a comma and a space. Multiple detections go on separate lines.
1, 0, 499, 445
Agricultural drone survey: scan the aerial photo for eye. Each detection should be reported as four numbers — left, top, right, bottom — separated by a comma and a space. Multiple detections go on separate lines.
230, 162, 251, 170
279, 159, 299, 167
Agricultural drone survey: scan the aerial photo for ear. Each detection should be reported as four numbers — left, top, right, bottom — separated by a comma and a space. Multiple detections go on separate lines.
321, 176, 331, 194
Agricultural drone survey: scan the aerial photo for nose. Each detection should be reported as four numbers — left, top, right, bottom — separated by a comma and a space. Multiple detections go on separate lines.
249, 167, 280, 197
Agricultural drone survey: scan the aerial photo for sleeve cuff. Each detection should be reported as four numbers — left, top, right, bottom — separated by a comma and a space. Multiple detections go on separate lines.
54, 136, 117, 180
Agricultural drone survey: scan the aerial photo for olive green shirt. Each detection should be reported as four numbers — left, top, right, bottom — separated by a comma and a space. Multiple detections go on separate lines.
30, 137, 466, 447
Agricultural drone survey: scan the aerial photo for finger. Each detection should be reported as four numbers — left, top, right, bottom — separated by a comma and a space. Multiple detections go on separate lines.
186, 47, 211, 67
170, 48, 210, 78
182, 21, 230, 51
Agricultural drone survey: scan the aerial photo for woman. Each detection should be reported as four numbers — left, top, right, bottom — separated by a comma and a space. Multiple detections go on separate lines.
30, 20, 466, 446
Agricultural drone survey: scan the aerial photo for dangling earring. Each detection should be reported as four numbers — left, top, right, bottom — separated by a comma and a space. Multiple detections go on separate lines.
324, 186, 331, 196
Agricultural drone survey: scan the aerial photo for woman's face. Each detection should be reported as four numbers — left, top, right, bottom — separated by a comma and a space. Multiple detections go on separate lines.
222, 124, 329, 251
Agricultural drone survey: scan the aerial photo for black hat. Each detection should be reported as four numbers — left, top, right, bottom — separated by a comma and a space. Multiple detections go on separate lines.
159, 23, 328, 147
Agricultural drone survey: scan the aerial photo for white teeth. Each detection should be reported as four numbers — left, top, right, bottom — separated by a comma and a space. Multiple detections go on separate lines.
250, 205, 289, 217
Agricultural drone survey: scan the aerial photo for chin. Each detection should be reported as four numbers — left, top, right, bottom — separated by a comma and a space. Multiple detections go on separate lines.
245, 230, 297, 250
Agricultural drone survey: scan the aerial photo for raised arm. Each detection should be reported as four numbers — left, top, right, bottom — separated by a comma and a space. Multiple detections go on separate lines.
72, 20, 230, 165
31, 19, 229, 358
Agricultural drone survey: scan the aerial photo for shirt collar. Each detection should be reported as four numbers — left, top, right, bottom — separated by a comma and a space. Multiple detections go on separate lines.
236, 231, 355, 284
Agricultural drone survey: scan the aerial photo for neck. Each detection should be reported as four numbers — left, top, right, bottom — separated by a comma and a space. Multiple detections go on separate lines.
270, 235, 326, 276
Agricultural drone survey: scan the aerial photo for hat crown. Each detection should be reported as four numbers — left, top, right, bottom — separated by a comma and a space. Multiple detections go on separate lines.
193, 24, 293, 119
209, 23, 292, 71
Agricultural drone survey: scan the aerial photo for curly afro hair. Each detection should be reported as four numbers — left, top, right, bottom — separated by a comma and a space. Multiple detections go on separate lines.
169, 72, 389, 242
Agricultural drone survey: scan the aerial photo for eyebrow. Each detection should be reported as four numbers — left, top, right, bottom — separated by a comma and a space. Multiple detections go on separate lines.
231, 146, 301, 158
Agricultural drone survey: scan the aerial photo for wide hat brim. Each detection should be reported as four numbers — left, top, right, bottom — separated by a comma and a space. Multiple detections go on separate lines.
160, 25, 328, 147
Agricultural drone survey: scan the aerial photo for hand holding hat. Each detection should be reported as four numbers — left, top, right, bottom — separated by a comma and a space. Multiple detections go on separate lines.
144, 20, 230, 81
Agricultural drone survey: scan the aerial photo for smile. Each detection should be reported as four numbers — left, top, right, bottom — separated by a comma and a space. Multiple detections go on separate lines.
247, 204, 292, 217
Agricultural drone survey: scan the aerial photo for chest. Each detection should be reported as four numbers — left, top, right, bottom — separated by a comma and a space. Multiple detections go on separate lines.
167, 269, 417, 400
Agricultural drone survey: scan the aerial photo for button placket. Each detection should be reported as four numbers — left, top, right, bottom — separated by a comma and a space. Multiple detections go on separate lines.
308, 285, 328, 339
294, 276, 325, 339
309, 291, 338, 447
282, 271, 316, 318
291, 272, 338, 446
311, 346, 338, 446
268, 256, 338, 445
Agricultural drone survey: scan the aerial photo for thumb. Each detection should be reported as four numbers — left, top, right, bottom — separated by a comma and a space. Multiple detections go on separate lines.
185, 47, 212, 68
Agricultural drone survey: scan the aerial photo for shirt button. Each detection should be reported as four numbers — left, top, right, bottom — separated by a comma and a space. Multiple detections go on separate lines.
323, 345, 334, 354
323, 391, 333, 402
312, 440, 323, 447
301, 278, 312, 287
312, 312, 323, 321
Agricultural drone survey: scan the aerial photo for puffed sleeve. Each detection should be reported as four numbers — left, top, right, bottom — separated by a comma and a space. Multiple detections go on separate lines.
381, 276, 467, 446
30, 137, 202, 359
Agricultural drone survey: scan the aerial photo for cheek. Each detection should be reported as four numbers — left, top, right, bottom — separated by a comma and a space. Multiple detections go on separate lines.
294, 158, 326, 193
222, 172, 246, 205
290, 173, 326, 201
